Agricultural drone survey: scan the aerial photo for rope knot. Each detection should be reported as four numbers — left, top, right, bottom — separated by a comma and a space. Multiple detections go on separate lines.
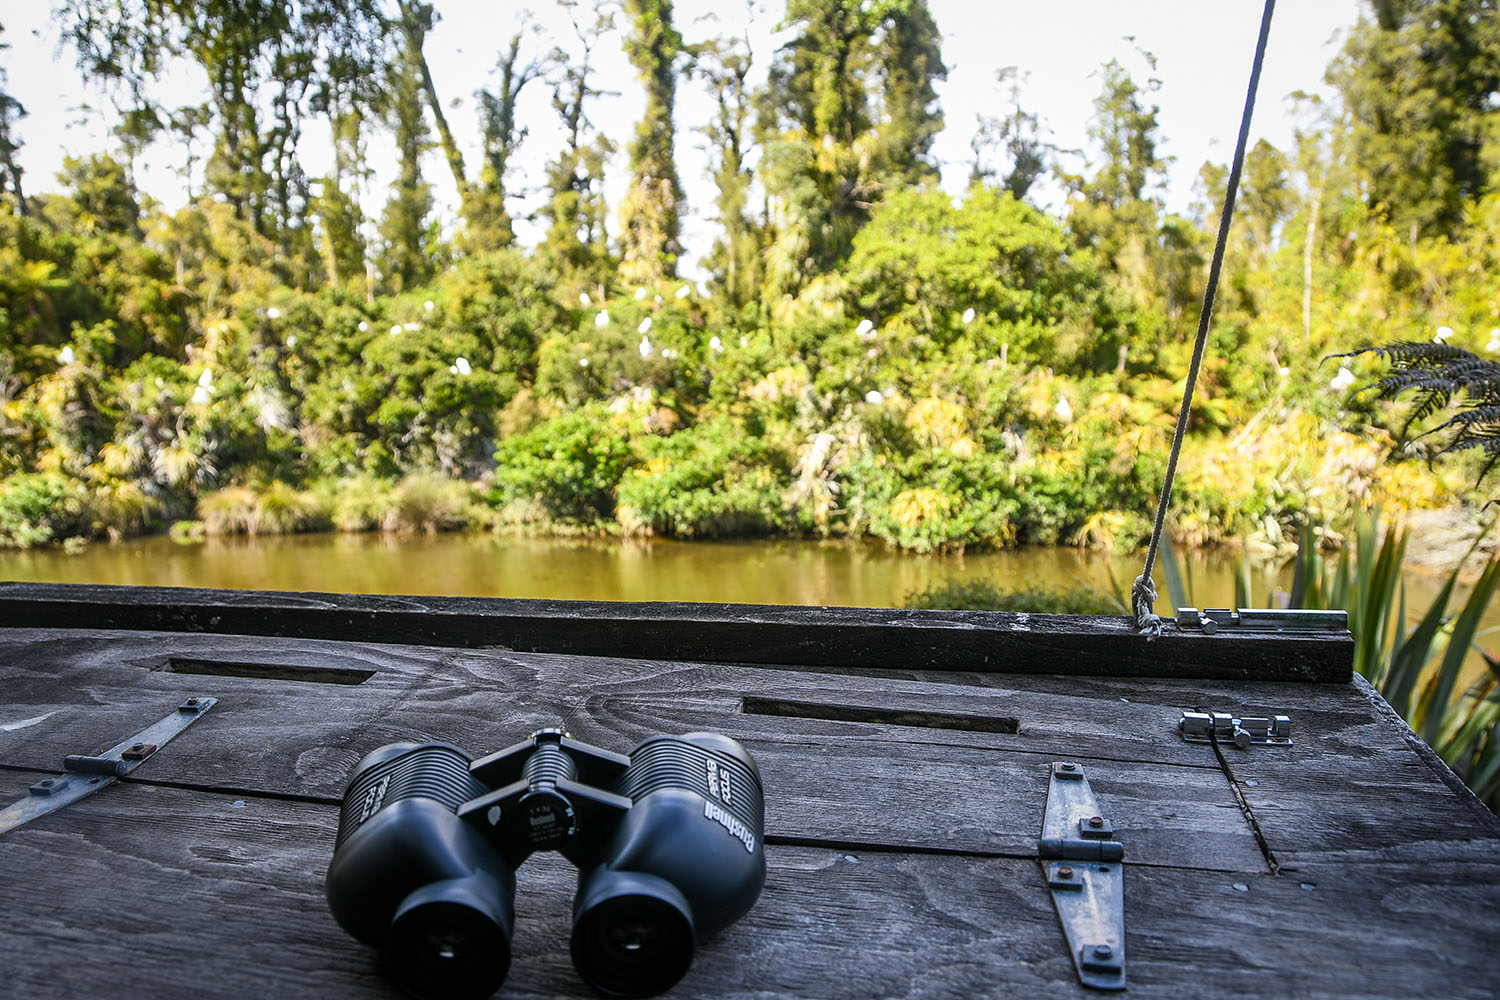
1132, 574, 1162, 638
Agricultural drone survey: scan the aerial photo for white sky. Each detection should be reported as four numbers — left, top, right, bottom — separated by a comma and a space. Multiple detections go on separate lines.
3, 1, 1363, 279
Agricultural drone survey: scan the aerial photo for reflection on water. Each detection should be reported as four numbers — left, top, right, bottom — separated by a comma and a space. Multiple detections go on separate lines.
0, 531, 1464, 616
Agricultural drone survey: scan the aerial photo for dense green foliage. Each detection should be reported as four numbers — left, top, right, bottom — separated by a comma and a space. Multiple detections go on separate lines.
2, 0, 1499, 557
903, 577, 1123, 614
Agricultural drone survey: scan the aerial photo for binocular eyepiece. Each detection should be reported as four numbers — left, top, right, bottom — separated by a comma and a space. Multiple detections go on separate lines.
326, 729, 765, 998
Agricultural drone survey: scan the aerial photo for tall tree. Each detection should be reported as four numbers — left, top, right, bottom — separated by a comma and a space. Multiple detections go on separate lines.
0, 22, 27, 216
874, 0, 945, 187
537, 0, 617, 290
377, 18, 435, 293
470, 30, 543, 251
969, 67, 1053, 201
1063, 58, 1169, 305
619, 0, 684, 285
57, 153, 142, 237
59, 1, 386, 245
1238, 139, 1295, 260
167, 103, 213, 201
1332, 0, 1500, 239
761, 0, 932, 298
693, 23, 761, 310
392, 2, 467, 208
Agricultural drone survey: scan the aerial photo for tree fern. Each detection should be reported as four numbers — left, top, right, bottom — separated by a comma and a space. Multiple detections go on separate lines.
1337, 343, 1500, 480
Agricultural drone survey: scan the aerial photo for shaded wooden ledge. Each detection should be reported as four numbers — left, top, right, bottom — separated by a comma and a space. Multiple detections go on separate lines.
0, 581, 1352, 682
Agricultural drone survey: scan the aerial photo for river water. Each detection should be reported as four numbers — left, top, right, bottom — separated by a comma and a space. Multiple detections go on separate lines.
0, 531, 1463, 616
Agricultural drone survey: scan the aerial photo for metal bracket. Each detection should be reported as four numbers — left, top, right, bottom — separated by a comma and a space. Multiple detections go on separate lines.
1039, 761, 1125, 991
1180, 710, 1292, 748
1175, 607, 1347, 634
0, 698, 217, 837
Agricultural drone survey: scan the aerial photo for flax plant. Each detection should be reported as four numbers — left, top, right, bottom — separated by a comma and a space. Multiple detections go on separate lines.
1155, 514, 1500, 809
1290, 514, 1500, 809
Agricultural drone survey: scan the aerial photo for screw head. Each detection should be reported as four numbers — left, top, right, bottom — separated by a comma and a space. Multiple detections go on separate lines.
39, 779, 54, 787
1057, 866, 1073, 878
185, 698, 199, 706
1060, 762, 1076, 771
1089, 815, 1104, 827
130, 743, 145, 751
1094, 945, 1113, 959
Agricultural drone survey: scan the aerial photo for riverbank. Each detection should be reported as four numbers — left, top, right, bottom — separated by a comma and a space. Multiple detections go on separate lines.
1, 529, 1475, 616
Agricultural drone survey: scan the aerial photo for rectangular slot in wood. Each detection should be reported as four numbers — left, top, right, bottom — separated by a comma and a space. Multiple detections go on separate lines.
742, 696, 1019, 734
163, 658, 374, 686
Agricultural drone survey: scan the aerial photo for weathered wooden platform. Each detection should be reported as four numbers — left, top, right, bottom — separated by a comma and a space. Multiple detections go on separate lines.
1, 583, 1498, 998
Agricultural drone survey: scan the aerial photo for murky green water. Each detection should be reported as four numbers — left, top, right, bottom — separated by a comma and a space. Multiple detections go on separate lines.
0, 531, 1459, 615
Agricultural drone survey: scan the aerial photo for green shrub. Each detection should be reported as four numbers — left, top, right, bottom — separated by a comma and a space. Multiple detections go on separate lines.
616, 419, 787, 538
903, 577, 1125, 614
847, 450, 1018, 553
329, 473, 475, 533
489, 405, 634, 524
0, 472, 90, 547
199, 482, 329, 535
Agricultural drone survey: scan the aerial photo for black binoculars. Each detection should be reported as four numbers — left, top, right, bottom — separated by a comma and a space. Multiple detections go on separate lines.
326, 728, 766, 999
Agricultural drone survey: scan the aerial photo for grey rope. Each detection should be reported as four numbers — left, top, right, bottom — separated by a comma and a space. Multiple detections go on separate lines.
1134, 0, 1276, 635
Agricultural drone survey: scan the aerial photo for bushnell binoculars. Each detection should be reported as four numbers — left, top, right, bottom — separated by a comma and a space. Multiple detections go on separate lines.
326, 728, 766, 998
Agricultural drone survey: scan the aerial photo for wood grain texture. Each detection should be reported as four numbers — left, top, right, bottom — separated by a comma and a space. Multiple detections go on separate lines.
0, 581, 1354, 681
1223, 676, 1500, 870
2, 620, 1497, 997
0, 629, 1264, 871
0, 782, 1496, 999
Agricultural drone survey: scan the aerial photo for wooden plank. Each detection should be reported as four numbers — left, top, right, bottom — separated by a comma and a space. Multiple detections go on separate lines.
0, 782, 1496, 999
0, 628, 1348, 770
0, 629, 1267, 871
1225, 676, 1500, 869
0, 581, 1354, 681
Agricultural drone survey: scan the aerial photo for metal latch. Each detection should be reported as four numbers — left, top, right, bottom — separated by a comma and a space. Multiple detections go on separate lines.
1175, 607, 1347, 634
1039, 761, 1125, 991
0, 698, 217, 837
1180, 710, 1292, 748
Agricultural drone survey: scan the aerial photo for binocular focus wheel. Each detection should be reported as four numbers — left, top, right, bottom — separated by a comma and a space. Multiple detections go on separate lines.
571, 888, 695, 997
386, 896, 511, 1000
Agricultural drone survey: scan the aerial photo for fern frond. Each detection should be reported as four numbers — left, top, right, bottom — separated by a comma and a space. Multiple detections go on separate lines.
1429, 405, 1500, 431
1330, 341, 1478, 369
1401, 387, 1454, 438
1353, 371, 1460, 402
1340, 340, 1500, 483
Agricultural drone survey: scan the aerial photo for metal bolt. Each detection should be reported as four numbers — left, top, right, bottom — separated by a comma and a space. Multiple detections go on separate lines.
185, 698, 199, 706
39, 779, 54, 787
1057, 866, 1073, 878
1060, 762, 1076, 771
1089, 816, 1104, 827
130, 743, 145, 751
1094, 945, 1113, 959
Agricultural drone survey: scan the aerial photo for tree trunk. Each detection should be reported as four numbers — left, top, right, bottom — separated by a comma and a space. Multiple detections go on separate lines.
1302, 188, 1321, 342
399, 1, 470, 209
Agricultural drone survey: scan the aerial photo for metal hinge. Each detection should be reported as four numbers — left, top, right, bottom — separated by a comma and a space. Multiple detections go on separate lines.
1174, 607, 1347, 634
1039, 761, 1125, 991
0, 698, 217, 837
1180, 710, 1292, 748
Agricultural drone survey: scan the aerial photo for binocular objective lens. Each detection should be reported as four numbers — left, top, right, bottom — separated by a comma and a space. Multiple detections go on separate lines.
572, 893, 694, 998
387, 900, 511, 1000
606, 906, 662, 956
